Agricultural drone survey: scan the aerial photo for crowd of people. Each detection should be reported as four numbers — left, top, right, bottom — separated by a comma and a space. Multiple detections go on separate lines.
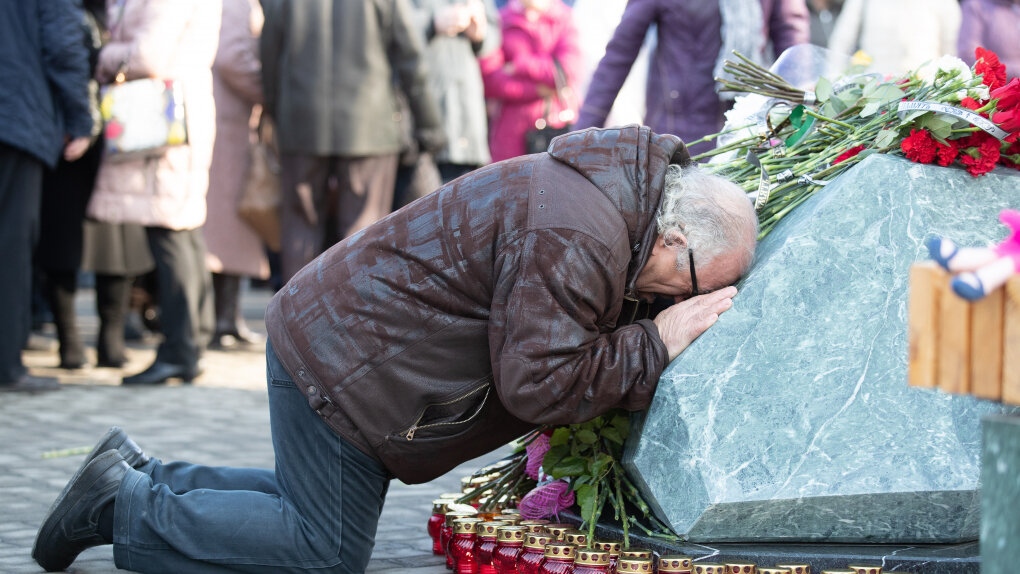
2, 0, 1017, 393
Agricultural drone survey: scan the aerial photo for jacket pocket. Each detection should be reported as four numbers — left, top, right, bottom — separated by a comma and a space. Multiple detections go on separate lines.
395, 377, 492, 442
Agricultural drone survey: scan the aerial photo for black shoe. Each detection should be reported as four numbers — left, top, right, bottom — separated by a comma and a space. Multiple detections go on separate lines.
96, 354, 127, 369
0, 374, 60, 393
122, 361, 198, 385
32, 450, 130, 572
85, 427, 150, 469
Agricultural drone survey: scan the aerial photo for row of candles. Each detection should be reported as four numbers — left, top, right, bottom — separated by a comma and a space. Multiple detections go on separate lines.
427, 493, 912, 574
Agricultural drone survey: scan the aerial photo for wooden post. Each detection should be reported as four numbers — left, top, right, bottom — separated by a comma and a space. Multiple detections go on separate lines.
908, 263, 943, 389
1003, 277, 1020, 405
937, 280, 972, 395
970, 287, 1005, 401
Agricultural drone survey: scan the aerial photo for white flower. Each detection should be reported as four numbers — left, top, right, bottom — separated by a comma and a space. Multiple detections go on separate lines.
916, 56, 973, 86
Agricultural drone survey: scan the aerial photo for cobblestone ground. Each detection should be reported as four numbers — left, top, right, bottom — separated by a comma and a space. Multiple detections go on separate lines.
0, 288, 502, 573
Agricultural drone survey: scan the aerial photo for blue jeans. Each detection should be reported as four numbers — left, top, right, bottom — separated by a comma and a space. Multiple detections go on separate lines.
113, 341, 391, 573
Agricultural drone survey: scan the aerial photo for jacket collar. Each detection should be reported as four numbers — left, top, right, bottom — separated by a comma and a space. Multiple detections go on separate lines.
547, 125, 690, 294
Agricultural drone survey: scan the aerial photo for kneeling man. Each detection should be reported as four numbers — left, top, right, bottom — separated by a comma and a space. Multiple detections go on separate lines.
34, 126, 757, 573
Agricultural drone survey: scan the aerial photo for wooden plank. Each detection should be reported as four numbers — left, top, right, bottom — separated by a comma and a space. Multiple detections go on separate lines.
1003, 277, 1020, 406
908, 263, 944, 389
937, 276, 971, 395
970, 286, 1004, 401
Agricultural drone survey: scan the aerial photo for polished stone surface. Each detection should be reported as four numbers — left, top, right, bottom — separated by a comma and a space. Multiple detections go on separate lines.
981, 415, 1020, 574
626, 155, 1020, 543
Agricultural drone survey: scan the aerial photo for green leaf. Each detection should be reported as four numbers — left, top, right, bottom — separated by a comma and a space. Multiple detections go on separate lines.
602, 426, 624, 445
815, 76, 832, 103
543, 444, 569, 471
872, 84, 905, 104
860, 101, 881, 117
899, 109, 928, 125
920, 115, 952, 140
611, 414, 630, 440
548, 427, 571, 447
549, 455, 587, 478
875, 128, 899, 149
576, 429, 598, 444
590, 452, 615, 480
576, 484, 597, 524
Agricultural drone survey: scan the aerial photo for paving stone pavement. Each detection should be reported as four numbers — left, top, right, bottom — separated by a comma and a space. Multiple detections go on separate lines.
0, 288, 507, 573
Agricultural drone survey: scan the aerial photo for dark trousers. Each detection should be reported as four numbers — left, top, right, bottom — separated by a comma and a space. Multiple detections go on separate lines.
145, 227, 213, 369
113, 341, 390, 573
279, 153, 398, 282
0, 144, 43, 382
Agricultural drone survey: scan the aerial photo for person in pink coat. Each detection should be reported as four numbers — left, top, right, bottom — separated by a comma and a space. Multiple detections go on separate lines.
481, 0, 581, 162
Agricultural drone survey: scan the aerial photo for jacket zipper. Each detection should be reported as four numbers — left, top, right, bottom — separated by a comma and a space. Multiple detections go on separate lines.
403, 382, 491, 441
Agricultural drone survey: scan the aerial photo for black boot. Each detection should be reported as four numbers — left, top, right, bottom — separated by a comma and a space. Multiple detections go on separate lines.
210, 273, 263, 349
45, 271, 84, 369
95, 274, 129, 368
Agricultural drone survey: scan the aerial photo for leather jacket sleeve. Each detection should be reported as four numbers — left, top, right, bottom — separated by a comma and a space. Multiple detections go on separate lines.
488, 228, 668, 426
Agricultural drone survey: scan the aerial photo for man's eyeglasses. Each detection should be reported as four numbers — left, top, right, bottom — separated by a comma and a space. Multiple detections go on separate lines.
688, 248, 699, 296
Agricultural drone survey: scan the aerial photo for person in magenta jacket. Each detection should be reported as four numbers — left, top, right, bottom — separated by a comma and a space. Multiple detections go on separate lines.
575, 0, 809, 156
481, 0, 582, 162
958, 0, 1020, 80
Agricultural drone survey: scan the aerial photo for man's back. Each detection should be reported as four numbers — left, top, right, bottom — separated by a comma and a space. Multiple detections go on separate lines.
260, 0, 440, 156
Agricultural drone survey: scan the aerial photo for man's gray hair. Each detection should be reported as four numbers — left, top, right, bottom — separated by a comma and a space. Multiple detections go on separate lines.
656, 164, 758, 273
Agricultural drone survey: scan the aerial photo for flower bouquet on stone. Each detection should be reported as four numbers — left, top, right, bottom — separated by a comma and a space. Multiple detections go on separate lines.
699, 46, 1020, 238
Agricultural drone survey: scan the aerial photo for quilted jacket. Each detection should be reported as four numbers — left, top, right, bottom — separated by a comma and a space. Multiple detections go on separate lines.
265, 126, 689, 483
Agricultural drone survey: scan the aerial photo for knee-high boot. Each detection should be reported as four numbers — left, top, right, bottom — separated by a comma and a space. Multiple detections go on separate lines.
95, 274, 129, 368
44, 270, 84, 369
210, 273, 262, 349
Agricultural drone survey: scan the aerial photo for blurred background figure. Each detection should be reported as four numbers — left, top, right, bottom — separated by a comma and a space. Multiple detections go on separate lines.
261, 0, 444, 283
571, 0, 650, 128
0, 0, 92, 392
806, 0, 843, 47
575, 0, 810, 156
87, 0, 221, 385
36, 0, 107, 371
413, 0, 500, 183
827, 0, 960, 76
958, 0, 1020, 79
480, 0, 582, 162
205, 0, 269, 349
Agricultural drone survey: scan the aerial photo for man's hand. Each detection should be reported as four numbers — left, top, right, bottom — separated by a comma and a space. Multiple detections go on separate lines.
652, 286, 737, 362
63, 137, 91, 162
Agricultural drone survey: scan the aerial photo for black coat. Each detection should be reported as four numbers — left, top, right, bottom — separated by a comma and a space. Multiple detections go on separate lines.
260, 0, 443, 156
0, 0, 92, 168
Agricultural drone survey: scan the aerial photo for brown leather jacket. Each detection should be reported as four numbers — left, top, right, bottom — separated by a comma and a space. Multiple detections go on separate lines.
265, 126, 689, 483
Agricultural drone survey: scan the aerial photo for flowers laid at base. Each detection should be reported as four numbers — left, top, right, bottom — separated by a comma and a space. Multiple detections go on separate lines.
702, 46, 1020, 238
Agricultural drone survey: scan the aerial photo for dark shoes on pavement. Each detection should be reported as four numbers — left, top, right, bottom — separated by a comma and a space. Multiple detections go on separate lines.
122, 360, 199, 385
86, 426, 150, 469
0, 374, 60, 393
33, 427, 150, 572
32, 450, 130, 572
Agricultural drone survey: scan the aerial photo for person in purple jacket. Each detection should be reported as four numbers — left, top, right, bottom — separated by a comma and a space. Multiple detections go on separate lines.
575, 0, 810, 156
958, 0, 1020, 80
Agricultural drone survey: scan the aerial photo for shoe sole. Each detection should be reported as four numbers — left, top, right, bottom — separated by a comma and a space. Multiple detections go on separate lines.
32, 450, 125, 572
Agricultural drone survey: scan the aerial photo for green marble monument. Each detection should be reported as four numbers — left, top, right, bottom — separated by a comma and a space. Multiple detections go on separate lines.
981, 415, 1020, 573
625, 155, 1020, 543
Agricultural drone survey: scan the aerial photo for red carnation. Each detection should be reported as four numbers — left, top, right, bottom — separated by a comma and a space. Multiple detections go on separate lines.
833, 145, 866, 165
976, 47, 1007, 91
959, 97, 983, 111
935, 140, 958, 167
901, 129, 937, 164
956, 131, 1002, 176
